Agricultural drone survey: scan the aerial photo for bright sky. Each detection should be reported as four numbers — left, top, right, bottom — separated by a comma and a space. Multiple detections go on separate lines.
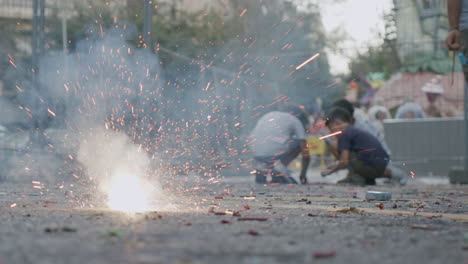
320, 0, 394, 75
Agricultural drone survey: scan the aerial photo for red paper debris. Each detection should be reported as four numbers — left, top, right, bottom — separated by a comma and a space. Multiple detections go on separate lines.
184, 222, 192, 226
410, 225, 437, 230
214, 212, 226, 215
313, 250, 336, 259
376, 203, 384, 210
43, 200, 58, 204
237, 217, 268, 222
243, 205, 250, 210
248, 229, 259, 236
225, 210, 241, 216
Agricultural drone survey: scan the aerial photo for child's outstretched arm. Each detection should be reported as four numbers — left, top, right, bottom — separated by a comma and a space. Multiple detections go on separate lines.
321, 150, 350, 177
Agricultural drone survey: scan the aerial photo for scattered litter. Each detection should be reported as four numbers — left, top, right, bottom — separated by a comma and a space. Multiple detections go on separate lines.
307, 213, 319, 217
410, 225, 437, 230
357, 191, 392, 201
44, 227, 77, 233
238, 217, 268, 222
244, 196, 256, 200
405, 200, 427, 208
225, 210, 241, 216
425, 215, 443, 219
43, 200, 58, 204
214, 212, 226, 215
184, 222, 192, 226
375, 203, 384, 210
221, 219, 231, 224
61, 227, 77, 232
243, 205, 250, 210
248, 229, 259, 236
313, 250, 336, 259
332, 207, 363, 214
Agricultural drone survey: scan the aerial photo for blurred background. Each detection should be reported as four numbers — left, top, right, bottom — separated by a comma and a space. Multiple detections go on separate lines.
0, 0, 464, 182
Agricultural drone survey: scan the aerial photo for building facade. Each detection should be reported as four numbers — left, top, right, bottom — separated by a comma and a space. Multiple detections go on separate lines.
393, 0, 448, 65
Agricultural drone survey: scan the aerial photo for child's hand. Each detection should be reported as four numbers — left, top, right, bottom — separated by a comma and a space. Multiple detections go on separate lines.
321, 169, 331, 177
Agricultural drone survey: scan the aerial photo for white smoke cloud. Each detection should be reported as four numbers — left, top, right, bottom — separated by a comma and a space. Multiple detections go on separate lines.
77, 127, 165, 212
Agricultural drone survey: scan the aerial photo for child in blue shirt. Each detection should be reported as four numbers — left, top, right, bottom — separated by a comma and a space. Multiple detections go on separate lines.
321, 107, 389, 185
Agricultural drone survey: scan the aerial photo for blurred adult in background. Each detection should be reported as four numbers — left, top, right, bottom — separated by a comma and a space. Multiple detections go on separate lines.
368, 97, 391, 141
446, 0, 468, 82
395, 100, 426, 119
250, 105, 310, 184
425, 105, 443, 118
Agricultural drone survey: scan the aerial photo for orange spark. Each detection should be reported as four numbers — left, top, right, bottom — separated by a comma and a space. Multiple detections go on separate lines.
319, 131, 342, 140
9, 59, 17, 68
326, 81, 340, 88
240, 9, 247, 17
47, 108, 56, 117
204, 81, 211, 91
8, 54, 16, 68
295, 53, 320, 70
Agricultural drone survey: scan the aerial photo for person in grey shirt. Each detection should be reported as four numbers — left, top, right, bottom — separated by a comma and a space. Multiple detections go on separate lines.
250, 105, 310, 184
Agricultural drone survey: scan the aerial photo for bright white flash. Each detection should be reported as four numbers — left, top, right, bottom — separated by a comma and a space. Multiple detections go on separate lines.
106, 171, 152, 212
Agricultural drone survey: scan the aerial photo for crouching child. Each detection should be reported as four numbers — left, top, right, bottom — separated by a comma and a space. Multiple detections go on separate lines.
321, 107, 389, 185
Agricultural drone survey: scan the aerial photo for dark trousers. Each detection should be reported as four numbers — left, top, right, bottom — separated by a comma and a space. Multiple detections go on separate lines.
348, 154, 387, 185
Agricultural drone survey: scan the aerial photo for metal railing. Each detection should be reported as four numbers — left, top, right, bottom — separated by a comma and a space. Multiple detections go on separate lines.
384, 117, 465, 176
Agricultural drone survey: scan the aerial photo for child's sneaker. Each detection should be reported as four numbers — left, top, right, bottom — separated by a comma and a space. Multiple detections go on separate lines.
255, 172, 267, 184
388, 164, 409, 185
271, 160, 297, 184
271, 175, 291, 184
254, 165, 269, 184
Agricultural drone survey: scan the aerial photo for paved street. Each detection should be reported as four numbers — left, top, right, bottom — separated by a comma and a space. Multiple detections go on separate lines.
0, 170, 466, 264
